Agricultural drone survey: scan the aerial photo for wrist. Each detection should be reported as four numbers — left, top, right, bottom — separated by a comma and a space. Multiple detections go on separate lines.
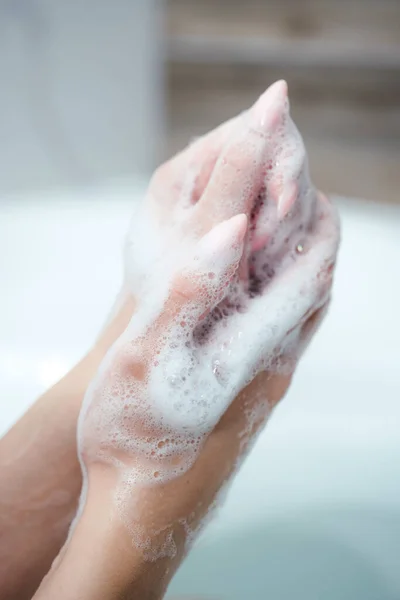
91, 294, 136, 359
35, 466, 179, 600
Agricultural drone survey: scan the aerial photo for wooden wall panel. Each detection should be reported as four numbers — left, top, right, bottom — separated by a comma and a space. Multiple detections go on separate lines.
165, 0, 400, 203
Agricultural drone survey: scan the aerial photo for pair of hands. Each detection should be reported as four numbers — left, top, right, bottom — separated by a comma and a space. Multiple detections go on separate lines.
35, 81, 339, 600
81, 81, 338, 548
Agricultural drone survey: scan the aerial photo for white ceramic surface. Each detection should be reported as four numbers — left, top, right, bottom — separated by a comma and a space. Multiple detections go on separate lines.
1, 186, 399, 599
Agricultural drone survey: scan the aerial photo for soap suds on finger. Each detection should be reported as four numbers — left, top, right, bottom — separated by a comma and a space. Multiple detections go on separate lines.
75, 80, 341, 558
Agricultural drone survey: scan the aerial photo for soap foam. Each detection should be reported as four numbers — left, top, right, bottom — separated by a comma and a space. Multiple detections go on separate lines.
75, 82, 340, 557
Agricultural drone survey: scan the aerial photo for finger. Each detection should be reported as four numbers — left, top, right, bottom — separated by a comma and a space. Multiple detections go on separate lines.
269, 116, 308, 220
192, 80, 289, 234
151, 214, 247, 336
299, 300, 330, 353
213, 201, 339, 384
149, 115, 240, 211
175, 115, 241, 205
274, 298, 331, 377
250, 103, 311, 255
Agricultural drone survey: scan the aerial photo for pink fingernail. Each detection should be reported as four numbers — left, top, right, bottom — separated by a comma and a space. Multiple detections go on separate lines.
277, 181, 298, 219
250, 80, 288, 129
197, 214, 247, 263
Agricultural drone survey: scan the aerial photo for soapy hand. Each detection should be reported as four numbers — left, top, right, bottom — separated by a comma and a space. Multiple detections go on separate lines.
121, 81, 320, 297
4, 81, 340, 600
75, 81, 339, 566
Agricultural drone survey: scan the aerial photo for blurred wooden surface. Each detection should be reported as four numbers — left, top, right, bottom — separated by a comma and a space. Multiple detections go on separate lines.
165, 0, 400, 203
167, 0, 400, 47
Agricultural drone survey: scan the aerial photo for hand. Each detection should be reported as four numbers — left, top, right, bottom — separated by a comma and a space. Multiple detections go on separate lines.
96, 79, 337, 372
79, 196, 336, 546
33, 81, 340, 600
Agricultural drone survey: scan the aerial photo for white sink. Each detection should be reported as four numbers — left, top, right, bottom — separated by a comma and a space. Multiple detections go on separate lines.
1, 186, 399, 599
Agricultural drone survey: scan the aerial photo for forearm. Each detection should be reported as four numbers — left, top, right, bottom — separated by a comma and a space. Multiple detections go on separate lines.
0, 296, 135, 599
32, 373, 287, 600
33, 467, 180, 600
0, 353, 95, 599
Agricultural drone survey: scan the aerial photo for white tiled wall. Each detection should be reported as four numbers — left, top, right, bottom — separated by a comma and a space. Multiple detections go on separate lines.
0, 0, 165, 194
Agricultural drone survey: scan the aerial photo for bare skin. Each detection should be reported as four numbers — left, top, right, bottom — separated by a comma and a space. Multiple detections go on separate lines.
0, 313, 295, 600
0, 82, 339, 600
0, 304, 135, 600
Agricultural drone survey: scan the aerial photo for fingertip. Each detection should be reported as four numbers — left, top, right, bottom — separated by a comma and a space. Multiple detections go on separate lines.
277, 182, 298, 219
250, 80, 289, 129
231, 212, 248, 243
318, 190, 330, 204
199, 213, 247, 257
269, 79, 288, 98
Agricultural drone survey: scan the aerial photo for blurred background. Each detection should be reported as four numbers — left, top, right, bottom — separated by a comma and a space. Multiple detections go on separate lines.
166, 0, 400, 204
0, 0, 399, 201
1, 2, 400, 599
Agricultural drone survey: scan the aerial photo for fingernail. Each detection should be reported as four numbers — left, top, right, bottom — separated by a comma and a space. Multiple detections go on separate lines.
318, 190, 331, 204
197, 214, 247, 265
250, 80, 288, 130
277, 181, 298, 219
